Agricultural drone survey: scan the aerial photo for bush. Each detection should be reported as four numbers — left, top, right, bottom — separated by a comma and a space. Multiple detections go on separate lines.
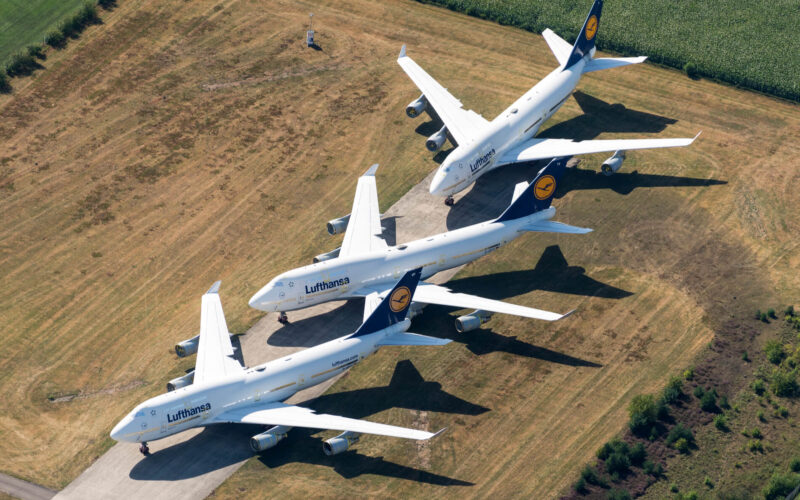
598, 439, 629, 461
713, 414, 728, 431
683, 61, 699, 79
628, 394, 658, 435
666, 423, 695, 451
790, 457, 800, 473
0, 72, 10, 94
768, 308, 777, 319
98, 0, 117, 9
662, 376, 683, 404
765, 340, 785, 364
674, 437, 690, 453
629, 442, 646, 466
45, 30, 66, 49
26, 45, 45, 60
704, 476, 714, 488
742, 351, 750, 362
684, 367, 694, 380
786, 305, 795, 317
775, 406, 789, 418
605, 452, 631, 476
757, 409, 766, 421
5, 53, 39, 77
751, 427, 762, 439
747, 439, 763, 453
762, 472, 800, 500
574, 476, 587, 494
700, 390, 719, 412
693, 385, 705, 398
771, 369, 799, 397
606, 489, 631, 500
761, 312, 769, 323
581, 465, 606, 487
753, 379, 766, 395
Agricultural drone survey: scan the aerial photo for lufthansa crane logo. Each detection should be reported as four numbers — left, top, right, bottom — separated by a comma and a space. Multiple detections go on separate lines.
534, 175, 556, 200
585, 15, 598, 41
389, 286, 411, 313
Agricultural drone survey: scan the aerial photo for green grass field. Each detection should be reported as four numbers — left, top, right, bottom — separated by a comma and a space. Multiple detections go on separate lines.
0, 0, 86, 66
418, 0, 800, 101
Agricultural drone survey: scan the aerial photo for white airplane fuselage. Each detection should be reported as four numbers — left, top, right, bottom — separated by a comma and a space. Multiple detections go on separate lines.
249, 206, 557, 313
430, 59, 586, 197
110, 322, 408, 444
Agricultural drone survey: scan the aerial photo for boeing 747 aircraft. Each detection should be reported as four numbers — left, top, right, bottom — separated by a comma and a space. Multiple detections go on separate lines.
111, 270, 448, 456
398, 0, 699, 205
249, 157, 588, 331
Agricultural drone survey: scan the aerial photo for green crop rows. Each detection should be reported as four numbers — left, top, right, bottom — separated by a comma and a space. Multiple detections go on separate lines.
0, 0, 86, 66
417, 0, 800, 102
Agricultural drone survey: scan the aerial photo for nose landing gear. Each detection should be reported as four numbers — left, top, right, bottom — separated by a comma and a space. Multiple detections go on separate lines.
278, 312, 289, 324
444, 196, 454, 206
139, 442, 150, 456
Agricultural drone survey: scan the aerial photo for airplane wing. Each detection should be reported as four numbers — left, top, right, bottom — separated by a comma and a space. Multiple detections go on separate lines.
397, 46, 489, 146
194, 282, 244, 384
339, 164, 388, 258
495, 133, 700, 167
541, 29, 572, 67
412, 282, 569, 321
213, 402, 442, 440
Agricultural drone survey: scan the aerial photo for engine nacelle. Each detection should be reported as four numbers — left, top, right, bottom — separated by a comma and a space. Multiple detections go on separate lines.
323, 431, 360, 456
250, 425, 291, 452
166, 370, 194, 392
407, 302, 426, 320
313, 247, 341, 263
405, 94, 427, 118
426, 126, 448, 152
175, 335, 200, 357
601, 150, 626, 176
326, 214, 351, 235
455, 310, 494, 333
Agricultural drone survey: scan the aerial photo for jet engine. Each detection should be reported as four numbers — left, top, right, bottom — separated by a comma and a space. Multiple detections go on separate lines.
600, 150, 626, 176
313, 247, 341, 263
407, 302, 426, 320
455, 310, 493, 333
405, 94, 427, 118
250, 425, 291, 452
326, 214, 351, 235
426, 126, 448, 152
323, 431, 360, 456
175, 335, 200, 357
166, 370, 194, 392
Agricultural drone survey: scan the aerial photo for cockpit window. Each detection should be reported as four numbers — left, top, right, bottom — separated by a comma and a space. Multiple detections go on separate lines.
135, 411, 145, 418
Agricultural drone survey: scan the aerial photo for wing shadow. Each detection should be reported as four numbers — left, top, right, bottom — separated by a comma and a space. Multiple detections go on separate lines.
412, 306, 601, 367
553, 165, 727, 198
446, 245, 632, 300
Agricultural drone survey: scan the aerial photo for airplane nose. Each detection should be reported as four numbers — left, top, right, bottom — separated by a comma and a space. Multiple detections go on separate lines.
429, 169, 446, 196
110, 415, 133, 442
248, 285, 271, 311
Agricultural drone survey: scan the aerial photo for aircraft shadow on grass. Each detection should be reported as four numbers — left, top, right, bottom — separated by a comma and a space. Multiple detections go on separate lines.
130, 360, 481, 485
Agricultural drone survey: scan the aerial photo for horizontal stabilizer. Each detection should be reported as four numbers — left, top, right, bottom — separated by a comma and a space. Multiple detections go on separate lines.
378, 332, 452, 347
542, 28, 572, 67
520, 220, 593, 234
583, 56, 647, 74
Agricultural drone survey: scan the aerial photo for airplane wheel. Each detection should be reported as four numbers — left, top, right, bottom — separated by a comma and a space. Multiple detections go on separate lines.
139, 443, 150, 456
444, 196, 454, 206
278, 312, 289, 324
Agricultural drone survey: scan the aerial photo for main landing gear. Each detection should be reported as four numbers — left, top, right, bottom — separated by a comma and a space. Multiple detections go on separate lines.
444, 196, 454, 206
278, 312, 289, 324
139, 442, 150, 456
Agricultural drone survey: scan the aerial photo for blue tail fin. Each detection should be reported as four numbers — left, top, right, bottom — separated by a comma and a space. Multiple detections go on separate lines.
564, 0, 603, 70
495, 157, 570, 223
351, 268, 422, 337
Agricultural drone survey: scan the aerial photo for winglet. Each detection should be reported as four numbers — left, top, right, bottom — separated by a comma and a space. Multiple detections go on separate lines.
206, 281, 221, 294
692, 131, 702, 142
364, 163, 379, 176
558, 309, 576, 320
429, 427, 448, 439
399, 44, 406, 59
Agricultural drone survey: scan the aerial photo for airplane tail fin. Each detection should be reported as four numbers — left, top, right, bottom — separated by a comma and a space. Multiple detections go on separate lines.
564, 0, 603, 70
494, 157, 570, 223
351, 268, 422, 337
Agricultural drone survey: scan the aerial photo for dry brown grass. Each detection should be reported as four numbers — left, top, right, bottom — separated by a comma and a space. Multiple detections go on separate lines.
1, 0, 799, 496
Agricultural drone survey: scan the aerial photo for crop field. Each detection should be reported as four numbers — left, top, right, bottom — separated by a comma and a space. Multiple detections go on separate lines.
417, 0, 800, 101
0, 0, 87, 66
1, 0, 799, 497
